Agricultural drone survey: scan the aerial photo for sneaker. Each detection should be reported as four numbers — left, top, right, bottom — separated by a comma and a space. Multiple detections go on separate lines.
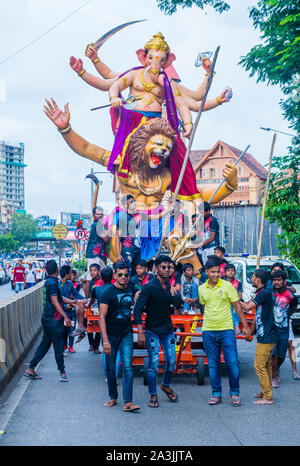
68, 346, 75, 353
59, 372, 69, 382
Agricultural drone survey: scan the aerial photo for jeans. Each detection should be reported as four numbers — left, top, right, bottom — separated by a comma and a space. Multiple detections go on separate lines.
272, 330, 289, 359
15, 282, 24, 293
231, 305, 240, 328
202, 330, 240, 397
26, 283, 35, 289
145, 330, 176, 396
63, 309, 76, 347
183, 282, 199, 312
102, 338, 121, 379
105, 332, 134, 403
30, 317, 65, 373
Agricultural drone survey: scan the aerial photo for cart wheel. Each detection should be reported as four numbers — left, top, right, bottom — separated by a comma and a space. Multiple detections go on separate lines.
197, 357, 205, 385
143, 359, 148, 386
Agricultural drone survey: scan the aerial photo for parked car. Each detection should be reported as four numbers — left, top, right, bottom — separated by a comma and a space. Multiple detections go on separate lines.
0, 261, 9, 285
227, 255, 300, 331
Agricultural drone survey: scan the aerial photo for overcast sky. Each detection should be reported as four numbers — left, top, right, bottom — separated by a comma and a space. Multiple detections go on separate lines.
0, 0, 293, 219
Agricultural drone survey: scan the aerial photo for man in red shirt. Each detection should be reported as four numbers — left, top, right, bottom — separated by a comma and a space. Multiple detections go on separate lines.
13, 260, 26, 293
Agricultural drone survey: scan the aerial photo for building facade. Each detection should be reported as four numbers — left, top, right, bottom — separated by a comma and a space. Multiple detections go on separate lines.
190, 141, 267, 206
0, 141, 26, 219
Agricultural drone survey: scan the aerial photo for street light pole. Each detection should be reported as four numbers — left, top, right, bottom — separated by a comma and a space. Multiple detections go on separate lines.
260, 127, 299, 140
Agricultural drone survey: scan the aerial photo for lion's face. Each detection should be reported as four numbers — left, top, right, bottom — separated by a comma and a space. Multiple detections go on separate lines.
144, 134, 174, 169
128, 117, 176, 182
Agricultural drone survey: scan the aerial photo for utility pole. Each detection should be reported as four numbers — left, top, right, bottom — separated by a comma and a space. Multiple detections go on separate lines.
256, 133, 277, 268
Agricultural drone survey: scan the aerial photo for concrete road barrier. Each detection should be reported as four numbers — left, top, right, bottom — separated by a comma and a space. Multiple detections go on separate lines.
0, 282, 44, 392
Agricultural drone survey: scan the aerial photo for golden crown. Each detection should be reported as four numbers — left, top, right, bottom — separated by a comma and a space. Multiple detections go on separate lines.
144, 32, 170, 53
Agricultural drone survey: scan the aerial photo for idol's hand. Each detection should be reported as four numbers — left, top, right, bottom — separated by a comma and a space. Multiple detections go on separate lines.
69, 56, 83, 75
85, 44, 98, 61
110, 97, 123, 108
222, 162, 238, 190
183, 122, 193, 139
43, 98, 70, 130
202, 58, 212, 74
219, 88, 233, 103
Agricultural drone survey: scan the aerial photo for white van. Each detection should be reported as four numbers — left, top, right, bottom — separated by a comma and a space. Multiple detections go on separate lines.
227, 255, 300, 332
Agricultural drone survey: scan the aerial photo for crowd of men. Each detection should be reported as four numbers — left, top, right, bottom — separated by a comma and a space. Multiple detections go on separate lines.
24, 245, 299, 410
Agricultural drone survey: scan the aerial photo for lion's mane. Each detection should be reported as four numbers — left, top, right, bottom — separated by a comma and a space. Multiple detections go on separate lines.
128, 118, 176, 182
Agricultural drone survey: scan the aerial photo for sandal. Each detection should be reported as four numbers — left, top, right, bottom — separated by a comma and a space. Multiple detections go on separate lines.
208, 396, 222, 405
160, 385, 178, 402
231, 395, 241, 407
123, 403, 140, 412
148, 398, 159, 408
94, 348, 101, 354
24, 370, 42, 380
104, 399, 117, 407
72, 328, 87, 337
75, 333, 86, 344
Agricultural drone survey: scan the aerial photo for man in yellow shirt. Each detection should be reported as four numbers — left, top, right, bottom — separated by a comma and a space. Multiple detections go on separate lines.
199, 256, 251, 406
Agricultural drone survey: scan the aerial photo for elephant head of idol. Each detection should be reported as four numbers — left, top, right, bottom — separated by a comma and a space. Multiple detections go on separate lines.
136, 32, 176, 84
128, 118, 176, 182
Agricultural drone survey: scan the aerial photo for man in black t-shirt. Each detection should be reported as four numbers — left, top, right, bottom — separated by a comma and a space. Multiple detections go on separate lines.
134, 255, 178, 408
25, 260, 77, 382
99, 262, 140, 412
240, 269, 277, 405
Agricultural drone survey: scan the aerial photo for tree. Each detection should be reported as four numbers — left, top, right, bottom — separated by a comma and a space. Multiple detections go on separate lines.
0, 232, 19, 253
156, 0, 230, 15
10, 212, 38, 248
239, 0, 300, 266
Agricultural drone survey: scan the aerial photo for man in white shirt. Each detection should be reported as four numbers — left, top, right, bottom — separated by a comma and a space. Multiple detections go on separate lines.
26, 263, 36, 289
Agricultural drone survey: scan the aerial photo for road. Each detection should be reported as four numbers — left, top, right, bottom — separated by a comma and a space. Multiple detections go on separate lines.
0, 326, 300, 447
0, 282, 18, 301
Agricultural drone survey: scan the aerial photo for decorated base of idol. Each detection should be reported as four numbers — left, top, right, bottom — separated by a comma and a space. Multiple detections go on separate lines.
44, 22, 237, 274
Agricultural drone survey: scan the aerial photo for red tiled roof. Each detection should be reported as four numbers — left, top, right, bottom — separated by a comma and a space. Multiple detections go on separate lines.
190, 142, 267, 180
189, 150, 208, 168
224, 142, 267, 180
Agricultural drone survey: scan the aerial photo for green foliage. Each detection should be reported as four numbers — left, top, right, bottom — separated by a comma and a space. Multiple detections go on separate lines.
239, 0, 300, 266
0, 232, 19, 253
156, 0, 230, 15
10, 212, 38, 249
265, 145, 300, 267
73, 259, 87, 276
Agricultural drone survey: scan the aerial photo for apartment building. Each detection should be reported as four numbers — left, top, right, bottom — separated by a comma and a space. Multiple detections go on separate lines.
0, 141, 26, 223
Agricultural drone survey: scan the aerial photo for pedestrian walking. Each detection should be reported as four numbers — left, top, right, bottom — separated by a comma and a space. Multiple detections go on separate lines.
240, 269, 277, 405
24, 260, 77, 382
25, 263, 36, 289
197, 202, 220, 265
135, 255, 178, 408
198, 256, 251, 406
13, 260, 26, 293
94, 266, 121, 382
99, 262, 140, 412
